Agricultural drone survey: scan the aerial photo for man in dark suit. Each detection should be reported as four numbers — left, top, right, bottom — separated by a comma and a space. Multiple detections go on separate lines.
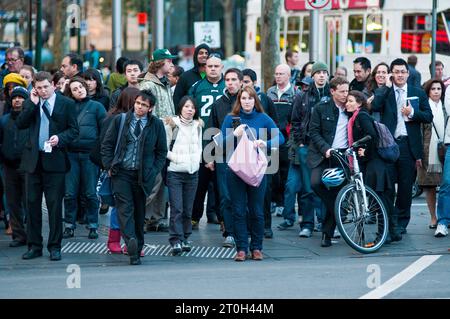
16, 71, 78, 261
307, 77, 350, 247
372, 58, 433, 233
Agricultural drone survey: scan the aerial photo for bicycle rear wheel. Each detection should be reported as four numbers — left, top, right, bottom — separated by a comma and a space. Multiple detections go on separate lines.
334, 183, 388, 253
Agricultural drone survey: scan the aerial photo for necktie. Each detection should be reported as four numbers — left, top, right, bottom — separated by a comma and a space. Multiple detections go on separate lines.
134, 119, 142, 137
39, 100, 51, 150
396, 88, 404, 109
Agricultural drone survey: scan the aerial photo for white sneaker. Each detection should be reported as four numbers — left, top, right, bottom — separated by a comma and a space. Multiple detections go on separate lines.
333, 229, 341, 239
223, 236, 235, 248
434, 224, 448, 237
274, 206, 284, 217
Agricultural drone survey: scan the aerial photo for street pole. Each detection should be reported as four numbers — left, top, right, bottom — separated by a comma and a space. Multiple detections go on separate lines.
431, 0, 437, 78
309, 9, 319, 62
77, 0, 81, 55
28, 0, 33, 55
35, 0, 42, 70
112, 0, 122, 66
156, 0, 164, 49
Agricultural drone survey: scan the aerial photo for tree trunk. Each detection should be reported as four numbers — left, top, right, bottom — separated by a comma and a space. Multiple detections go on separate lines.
222, 0, 234, 58
261, 0, 281, 91
52, 0, 65, 70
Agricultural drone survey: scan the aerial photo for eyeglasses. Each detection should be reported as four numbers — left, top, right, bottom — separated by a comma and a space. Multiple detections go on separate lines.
208, 53, 222, 59
392, 70, 408, 75
6, 57, 22, 63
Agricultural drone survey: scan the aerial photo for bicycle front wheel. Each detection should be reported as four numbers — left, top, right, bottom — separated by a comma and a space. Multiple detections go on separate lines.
334, 183, 388, 253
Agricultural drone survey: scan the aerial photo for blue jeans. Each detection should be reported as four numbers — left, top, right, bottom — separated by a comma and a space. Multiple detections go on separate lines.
167, 171, 198, 245
64, 152, 100, 229
216, 163, 233, 237
110, 207, 120, 230
437, 147, 450, 225
283, 146, 316, 230
228, 172, 266, 253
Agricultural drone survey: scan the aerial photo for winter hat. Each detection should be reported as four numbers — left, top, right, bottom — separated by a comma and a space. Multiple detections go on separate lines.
150, 48, 177, 61
11, 86, 29, 100
301, 76, 313, 86
311, 61, 329, 76
3, 73, 27, 88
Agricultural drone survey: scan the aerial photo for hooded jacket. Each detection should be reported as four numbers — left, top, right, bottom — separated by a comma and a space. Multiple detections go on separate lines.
0, 110, 29, 169
173, 44, 211, 108
139, 73, 175, 119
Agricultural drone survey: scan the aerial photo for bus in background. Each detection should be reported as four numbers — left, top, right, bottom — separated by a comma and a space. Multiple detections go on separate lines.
245, 0, 450, 85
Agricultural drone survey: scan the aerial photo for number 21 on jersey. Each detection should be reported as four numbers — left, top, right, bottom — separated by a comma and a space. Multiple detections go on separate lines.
201, 95, 222, 117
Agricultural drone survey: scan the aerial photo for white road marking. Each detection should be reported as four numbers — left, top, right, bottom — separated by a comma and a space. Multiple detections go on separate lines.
360, 255, 442, 299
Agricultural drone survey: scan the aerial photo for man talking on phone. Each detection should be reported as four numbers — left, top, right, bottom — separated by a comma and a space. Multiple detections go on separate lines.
16, 71, 78, 261
372, 58, 432, 236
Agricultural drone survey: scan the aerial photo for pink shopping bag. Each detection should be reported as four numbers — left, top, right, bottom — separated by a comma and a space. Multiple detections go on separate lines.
227, 130, 268, 187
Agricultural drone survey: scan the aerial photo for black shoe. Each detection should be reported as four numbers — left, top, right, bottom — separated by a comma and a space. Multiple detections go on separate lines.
390, 232, 402, 242
207, 216, 220, 224
264, 228, 273, 239
49, 250, 61, 261
88, 229, 98, 239
400, 228, 407, 234
127, 238, 138, 258
63, 228, 74, 239
99, 204, 109, 215
146, 222, 169, 232
321, 233, 332, 247
22, 249, 43, 260
130, 256, 141, 265
9, 240, 26, 248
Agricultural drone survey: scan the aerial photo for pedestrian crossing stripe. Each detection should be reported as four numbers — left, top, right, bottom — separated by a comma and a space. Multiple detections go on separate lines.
61, 242, 236, 258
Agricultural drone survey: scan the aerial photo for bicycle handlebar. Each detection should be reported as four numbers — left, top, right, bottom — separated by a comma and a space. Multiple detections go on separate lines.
352, 135, 372, 149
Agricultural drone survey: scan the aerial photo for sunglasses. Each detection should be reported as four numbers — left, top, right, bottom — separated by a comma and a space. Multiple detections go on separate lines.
208, 52, 222, 59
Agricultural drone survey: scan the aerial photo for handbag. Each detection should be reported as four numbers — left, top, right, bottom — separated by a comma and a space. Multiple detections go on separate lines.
98, 171, 115, 206
97, 113, 126, 206
227, 127, 268, 187
432, 121, 447, 165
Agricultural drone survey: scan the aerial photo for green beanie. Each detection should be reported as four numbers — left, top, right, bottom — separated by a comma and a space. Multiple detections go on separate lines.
311, 61, 329, 76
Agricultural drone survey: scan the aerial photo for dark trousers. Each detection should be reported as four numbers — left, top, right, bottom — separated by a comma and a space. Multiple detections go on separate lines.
271, 145, 289, 206
216, 163, 233, 237
112, 169, 146, 255
192, 162, 220, 222
311, 160, 343, 238
393, 137, 417, 230
25, 154, 65, 252
167, 171, 198, 245
4, 165, 27, 243
64, 152, 100, 230
228, 172, 266, 253
263, 174, 272, 229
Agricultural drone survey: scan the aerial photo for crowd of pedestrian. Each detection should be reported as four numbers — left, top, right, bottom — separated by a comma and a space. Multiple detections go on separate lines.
0, 44, 449, 265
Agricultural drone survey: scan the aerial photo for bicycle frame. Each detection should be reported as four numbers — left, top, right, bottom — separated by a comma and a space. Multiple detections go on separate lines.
331, 147, 369, 219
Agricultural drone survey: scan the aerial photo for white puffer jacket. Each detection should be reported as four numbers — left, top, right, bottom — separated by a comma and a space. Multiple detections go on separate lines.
165, 116, 203, 174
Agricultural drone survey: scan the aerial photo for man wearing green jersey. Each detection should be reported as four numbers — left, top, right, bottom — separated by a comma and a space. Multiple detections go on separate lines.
188, 53, 225, 228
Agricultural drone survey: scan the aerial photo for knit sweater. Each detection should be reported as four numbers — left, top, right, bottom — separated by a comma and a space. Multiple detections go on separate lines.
221, 109, 285, 155
165, 116, 203, 174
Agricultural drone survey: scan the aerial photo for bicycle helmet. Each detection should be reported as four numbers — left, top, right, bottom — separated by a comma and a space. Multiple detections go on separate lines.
321, 168, 345, 188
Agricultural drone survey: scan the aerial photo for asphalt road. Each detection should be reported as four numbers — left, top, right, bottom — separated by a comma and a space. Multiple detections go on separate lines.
0, 195, 449, 300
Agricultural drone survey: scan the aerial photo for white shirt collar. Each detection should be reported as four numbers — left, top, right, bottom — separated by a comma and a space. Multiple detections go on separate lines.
393, 83, 407, 93
40, 92, 57, 108
277, 83, 292, 96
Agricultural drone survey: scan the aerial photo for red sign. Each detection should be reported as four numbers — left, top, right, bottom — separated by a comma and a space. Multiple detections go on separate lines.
137, 12, 147, 25
285, 0, 379, 11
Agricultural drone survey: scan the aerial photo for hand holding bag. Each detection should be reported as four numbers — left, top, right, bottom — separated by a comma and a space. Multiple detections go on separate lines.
97, 113, 126, 206
227, 128, 268, 187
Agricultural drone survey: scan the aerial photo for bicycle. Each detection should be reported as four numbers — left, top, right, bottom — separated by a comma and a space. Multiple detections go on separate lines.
329, 135, 388, 254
